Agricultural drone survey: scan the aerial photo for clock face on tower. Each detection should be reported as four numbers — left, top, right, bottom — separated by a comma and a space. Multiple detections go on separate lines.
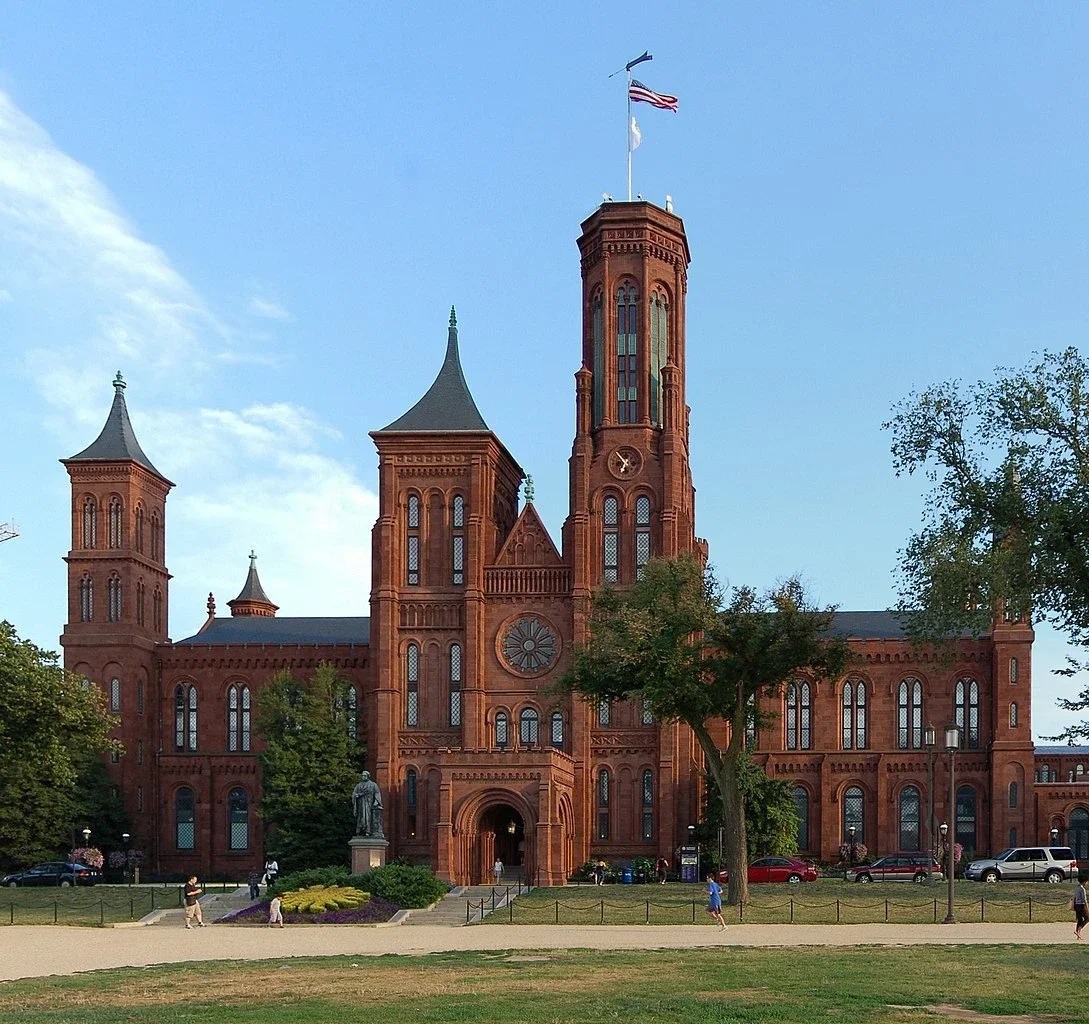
608, 446, 643, 479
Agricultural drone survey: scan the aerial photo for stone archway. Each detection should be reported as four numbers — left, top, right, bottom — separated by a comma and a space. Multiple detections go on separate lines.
453, 789, 537, 885
480, 804, 525, 882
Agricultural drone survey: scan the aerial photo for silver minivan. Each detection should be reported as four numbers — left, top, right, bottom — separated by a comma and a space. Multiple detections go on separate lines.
964, 846, 1078, 883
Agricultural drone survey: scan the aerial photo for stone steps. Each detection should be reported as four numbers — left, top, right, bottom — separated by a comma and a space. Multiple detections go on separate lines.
402, 884, 533, 927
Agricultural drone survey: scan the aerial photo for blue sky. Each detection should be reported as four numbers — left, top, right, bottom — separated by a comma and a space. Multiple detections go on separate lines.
1, 3, 1087, 737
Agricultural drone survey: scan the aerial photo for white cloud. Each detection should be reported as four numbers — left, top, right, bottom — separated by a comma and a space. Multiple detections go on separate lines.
0, 288, 11, 303
248, 295, 292, 321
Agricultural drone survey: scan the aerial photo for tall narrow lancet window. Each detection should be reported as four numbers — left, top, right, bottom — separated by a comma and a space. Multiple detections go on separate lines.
642, 769, 654, 840
82, 497, 97, 549
597, 769, 610, 840
843, 785, 864, 843
175, 788, 195, 850
406, 769, 418, 838
520, 707, 539, 746
174, 685, 198, 750
406, 644, 419, 727
551, 711, 564, 749
1009, 781, 1018, 808
187, 685, 198, 751
642, 698, 654, 726
495, 711, 509, 749
616, 285, 638, 422
603, 496, 619, 583
649, 290, 668, 426
591, 291, 605, 427
110, 677, 121, 713
79, 575, 94, 622
228, 788, 249, 850
107, 574, 122, 622
406, 494, 420, 586
1010, 657, 1019, 684
228, 685, 252, 752
108, 497, 122, 548
134, 505, 144, 553
597, 700, 611, 726
451, 495, 465, 586
786, 680, 812, 750
635, 496, 652, 579
899, 785, 921, 851
449, 644, 462, 727
954, 678, 980, 749
897, 678, 923, 749
955, 785, 977, 852
346, 685, 358, 741
1010, 702, 1018, 728
150, 512, 162, 561
842, 679, 867, 749
793, 786, 809, 850
136, 581, 145, 626
153, 588, 163, 632
136, 679, 144, 716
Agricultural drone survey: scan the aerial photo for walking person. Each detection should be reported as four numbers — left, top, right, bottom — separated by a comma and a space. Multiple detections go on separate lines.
655, 856, 669, 884
1074, 876, 1088, 940
183, 875, 205, 929
263, 856, 279, 889
268, 894, 284, 928
705, 872, 727, 931
248, 868, 261, 900
594, 859, 607, 886
492, 857, 503, 885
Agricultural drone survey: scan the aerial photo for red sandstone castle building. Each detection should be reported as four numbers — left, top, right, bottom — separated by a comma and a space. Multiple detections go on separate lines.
60, 201, 1089, 881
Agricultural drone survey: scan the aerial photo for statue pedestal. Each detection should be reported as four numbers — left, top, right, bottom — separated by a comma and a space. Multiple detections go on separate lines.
349, 836, 389, 874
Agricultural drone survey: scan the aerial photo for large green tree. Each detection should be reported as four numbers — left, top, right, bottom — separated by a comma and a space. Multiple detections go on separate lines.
563, 556, 848, 905
256, 661, 363, 870
886, 347, 1089, 738
0, 621, 119, 869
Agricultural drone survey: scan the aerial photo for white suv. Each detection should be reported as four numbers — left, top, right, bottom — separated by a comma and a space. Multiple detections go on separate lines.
964, 846, 1078, 883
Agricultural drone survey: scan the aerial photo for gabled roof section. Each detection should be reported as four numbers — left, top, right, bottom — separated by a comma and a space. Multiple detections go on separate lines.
494, 502, 563, 567
376, 308, 490, 432
66, 372, 163, 477
826, 611, 986, 641
175, 617, 371, 646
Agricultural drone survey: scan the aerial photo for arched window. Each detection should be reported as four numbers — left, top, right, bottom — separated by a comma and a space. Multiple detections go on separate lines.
591, 290, 605, 427
897, 678, 923, 749
150, 512, 162, 561
1070, 807, 1089, 861
495, 711, 509, 749
79, 575, 94, 622
228, 788, 248, 850
635, 496, 652, 579
174, 684, 197, 751
597, 769, 610, 839
786, 679, 812, 750
406, 769, 418, 838
642, 698, 654, 726
449, 644, 462, 727
519, 707, 539, 746
642, 769, 654, 840
954, 677, 980, 748
1040, 764, 1051, 783
451, 495, 465, 585
405, 644, 419, 727
649, 289, 668, 426
899, 785, 921, 851
597, 700, 611, 727
1079, 765, 1085, 777
82, 497, 97, 549
346, 685, 357, 741
955, 785, 977, 854
107, 574, 122, 622
136, 679, 144, 716
1008, 781, 1018, 808
110, 677, 121, 713
551, 711, 564, 749
108, 497, 122, 549
1010, 657, 1019, 684
843, 785, 864, 843
136, 580, 145, 626
1010, 702, 1018, 728
603, 496, 619, 583
406, 494, 420, 586
842, 679, 867, 749
175, 788, 195, 849
793, 786, 809, 851
616, 284, 638, 422
152, 588, 163, 632
134, 504, 144, 553
228, 685, 251, 752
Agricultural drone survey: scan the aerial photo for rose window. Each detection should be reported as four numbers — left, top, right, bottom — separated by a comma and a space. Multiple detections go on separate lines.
501, 616, 557, 674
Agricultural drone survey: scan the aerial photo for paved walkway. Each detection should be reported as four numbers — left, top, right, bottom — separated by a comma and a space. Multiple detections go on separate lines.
0, 921, 1082, 982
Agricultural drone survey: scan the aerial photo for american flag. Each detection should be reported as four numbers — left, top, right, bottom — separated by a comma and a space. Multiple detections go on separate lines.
629, 79, 678, 112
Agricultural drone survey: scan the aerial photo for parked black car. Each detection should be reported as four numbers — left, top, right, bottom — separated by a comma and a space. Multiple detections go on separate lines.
1, 862, 99, 887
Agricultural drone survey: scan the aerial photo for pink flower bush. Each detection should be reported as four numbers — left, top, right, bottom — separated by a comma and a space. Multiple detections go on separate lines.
69, 846, 104, 868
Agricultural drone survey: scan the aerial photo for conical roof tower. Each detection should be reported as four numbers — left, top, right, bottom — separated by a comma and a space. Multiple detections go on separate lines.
227, 552, 278, 618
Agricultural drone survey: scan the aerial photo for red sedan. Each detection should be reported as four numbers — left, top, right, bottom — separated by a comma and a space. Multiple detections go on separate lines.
717, 856, 819, 884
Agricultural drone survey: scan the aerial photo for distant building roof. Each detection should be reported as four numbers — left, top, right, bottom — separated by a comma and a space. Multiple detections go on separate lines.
175, 617, 370, 646
1034, 746, 1089, 757
65, 373, 163, 476
827, 611, 987, 641
375, 308, 490, 432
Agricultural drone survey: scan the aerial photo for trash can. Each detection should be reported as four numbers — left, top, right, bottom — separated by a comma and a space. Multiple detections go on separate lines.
622, 867, 633, 884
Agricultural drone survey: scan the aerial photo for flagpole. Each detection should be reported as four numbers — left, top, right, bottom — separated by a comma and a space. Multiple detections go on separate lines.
627, 68, 633, 201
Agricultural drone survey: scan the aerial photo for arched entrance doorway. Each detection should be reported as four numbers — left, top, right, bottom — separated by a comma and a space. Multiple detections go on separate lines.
479, 804, 525, 882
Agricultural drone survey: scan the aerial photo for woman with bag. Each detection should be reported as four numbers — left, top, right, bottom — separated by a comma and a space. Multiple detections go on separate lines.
1072, 877, 1087, 940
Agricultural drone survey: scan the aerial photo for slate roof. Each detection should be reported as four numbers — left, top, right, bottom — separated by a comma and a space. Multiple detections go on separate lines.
65, 373, 163, 477
1034, 746, 1089, 756
175, 617, 370, 646
376, 308, 490, 432
826, 611, 987, 640
231, 552, 274, 605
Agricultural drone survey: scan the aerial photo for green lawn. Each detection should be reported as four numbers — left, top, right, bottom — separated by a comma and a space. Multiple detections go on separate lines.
0, 886, 179, 926
481, 879, 1076, 926
0, 947, 1085, 1023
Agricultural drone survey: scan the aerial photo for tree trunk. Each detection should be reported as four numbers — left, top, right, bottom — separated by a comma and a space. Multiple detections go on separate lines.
691, 721, 749, 905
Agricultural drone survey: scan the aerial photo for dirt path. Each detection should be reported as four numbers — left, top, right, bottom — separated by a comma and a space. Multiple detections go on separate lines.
0, 921, 1081, 982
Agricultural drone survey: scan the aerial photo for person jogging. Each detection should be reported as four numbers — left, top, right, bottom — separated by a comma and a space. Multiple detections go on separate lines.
705, 873, 726, 930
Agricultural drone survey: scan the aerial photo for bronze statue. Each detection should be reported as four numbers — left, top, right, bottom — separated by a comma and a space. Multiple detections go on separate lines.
352, 771, 384, 838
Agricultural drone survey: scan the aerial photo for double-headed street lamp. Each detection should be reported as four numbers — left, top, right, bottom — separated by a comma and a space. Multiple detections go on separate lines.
942, 723, 960, 924
924, 724, 937, 860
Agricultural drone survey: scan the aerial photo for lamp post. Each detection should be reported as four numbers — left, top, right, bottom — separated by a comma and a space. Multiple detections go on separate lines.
687, 824, 697, 877
81, 827, 91, 846
847, 824, 858, 867
924, 724, 937, 861
122, 833, 131, 885
1051, 827, 1060, 845
942, 723, 960, 924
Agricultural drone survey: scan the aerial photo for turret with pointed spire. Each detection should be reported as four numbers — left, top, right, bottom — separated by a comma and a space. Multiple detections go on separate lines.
227, 551, 279, 618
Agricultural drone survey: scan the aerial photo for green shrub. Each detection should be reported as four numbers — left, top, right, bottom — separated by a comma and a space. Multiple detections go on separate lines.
269, 866, 349, 897
347, 864, 448, 908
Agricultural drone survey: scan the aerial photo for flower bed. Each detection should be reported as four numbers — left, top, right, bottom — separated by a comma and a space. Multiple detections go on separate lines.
217, 895, 401, 926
